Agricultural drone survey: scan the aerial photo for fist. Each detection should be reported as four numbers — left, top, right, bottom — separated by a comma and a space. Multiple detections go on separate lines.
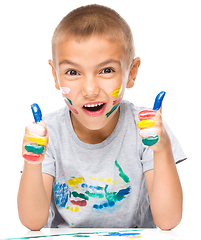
22, 104, 48, 164
137, 91, 171, 151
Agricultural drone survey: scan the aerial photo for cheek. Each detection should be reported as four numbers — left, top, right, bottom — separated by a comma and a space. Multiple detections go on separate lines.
110, 84, 123, 105
60, 87, 79, 115
60, 86, 71, 94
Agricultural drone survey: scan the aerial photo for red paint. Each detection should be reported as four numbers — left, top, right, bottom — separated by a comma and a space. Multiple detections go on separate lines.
113, 95, 122, 105
139, 110, 156, 120
67, 104, 79, 114
70, 199, 87, 207
23, 153, 40, 161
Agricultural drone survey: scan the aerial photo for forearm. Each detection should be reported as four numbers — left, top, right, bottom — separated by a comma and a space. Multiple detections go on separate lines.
149, 145, 183, 229
17, 162, 50, 230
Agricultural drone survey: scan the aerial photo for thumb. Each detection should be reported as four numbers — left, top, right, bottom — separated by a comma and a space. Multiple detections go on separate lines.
153, 91, 166, 111
29, 103, 47, 136
158, 103, 163, 114
31, 103, 43, 123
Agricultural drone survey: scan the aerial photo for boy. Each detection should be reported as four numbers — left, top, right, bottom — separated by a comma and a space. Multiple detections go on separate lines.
18, 4, 186, 230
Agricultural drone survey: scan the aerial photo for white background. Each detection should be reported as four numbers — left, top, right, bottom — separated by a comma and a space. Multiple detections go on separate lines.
0, 0, 200, 236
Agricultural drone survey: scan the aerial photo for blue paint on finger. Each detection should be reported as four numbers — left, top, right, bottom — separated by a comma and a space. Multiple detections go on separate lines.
153, 91, 166, 111
31, 103, 42, 123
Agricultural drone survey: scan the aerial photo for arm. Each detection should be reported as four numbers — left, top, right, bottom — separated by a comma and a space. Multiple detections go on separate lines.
18, 164, 53, 230
138, 100, 183, 230
18, 104, 53, 230
144, 141, 183, 230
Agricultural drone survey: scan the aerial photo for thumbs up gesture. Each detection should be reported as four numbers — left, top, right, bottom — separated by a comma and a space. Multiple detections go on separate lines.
22, 104, 48, 164
138, 91, 171, 151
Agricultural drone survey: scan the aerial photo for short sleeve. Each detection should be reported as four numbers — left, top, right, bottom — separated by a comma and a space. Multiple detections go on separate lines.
42, 135, 56, 177
141, 121, 187, 173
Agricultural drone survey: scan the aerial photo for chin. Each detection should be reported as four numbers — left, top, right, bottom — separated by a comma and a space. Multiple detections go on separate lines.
82, 119, 109, 131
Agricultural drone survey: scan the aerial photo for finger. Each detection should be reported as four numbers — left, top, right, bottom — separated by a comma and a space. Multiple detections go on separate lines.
24, 144, 44, 154
158, 104, 162, 114
137, 119, 155, 129
153, 91, 166, 111
139, 110, 156, 120
23, 152, 40, 162
139, 127, 158, 138
142, 136, 159, 146
27, 123, 46, 137
25, 133, 48, 146
31, 103, 42, 123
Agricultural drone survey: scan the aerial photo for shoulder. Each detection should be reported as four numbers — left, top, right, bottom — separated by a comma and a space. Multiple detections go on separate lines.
121, 100, 150, 120
43, 106, 69, 134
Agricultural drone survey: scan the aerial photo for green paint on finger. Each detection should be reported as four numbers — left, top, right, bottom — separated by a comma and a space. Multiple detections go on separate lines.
142, 135, 159, 146
25, 144, 44, 154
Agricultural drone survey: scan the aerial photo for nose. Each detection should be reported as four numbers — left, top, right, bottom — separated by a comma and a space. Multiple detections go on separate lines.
82, 76, 100, 100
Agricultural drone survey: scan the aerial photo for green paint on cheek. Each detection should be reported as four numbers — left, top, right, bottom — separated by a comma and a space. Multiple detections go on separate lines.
25, 144, 44, 154
142, 135, 159, 146
106, 103, 120, 118
115, 160, 130, 183
63, 96, 73, 105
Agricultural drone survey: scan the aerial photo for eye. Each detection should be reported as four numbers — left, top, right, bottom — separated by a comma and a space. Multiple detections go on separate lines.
66, 70, 79, 76
101, 68, 115, 74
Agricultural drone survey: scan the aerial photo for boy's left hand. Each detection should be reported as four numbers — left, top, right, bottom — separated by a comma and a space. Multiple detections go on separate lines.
138, 107, 171, 152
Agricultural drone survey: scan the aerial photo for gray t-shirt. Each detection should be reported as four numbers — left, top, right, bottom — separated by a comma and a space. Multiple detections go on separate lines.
42, 100, 186, 228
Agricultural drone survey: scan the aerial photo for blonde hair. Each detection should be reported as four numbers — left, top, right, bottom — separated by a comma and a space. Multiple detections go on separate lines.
52, 4, 135, 67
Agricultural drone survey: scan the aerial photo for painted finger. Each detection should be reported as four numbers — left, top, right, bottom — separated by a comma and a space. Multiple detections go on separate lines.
25, 132, 47, 146
137, 119, 155, 129
27, 124, 46, 137
31, 103, 42, 123
25, 144, 44, 154
142, 136, 159, 146
139, 110, 156, 120
153, 91, 166, 111
23, 152, 40, 162
139, 127, 158, 138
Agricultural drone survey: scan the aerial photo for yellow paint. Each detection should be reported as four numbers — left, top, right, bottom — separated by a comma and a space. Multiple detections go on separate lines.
106, 178, 112, 183
74, 206, 79, 212
98, 178, 105, 182
137, 119, 155, 129
90, 176, 97, 181
68, 177, 85, 189
111, 85, 121, 99
67, 206, 80, 212
26, 132, 47, 146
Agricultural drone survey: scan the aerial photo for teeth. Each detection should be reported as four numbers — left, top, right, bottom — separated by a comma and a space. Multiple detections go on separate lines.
84, 103, 104, 108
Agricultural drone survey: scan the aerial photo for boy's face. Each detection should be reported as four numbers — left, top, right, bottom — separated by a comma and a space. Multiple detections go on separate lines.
50, 35, 138, 131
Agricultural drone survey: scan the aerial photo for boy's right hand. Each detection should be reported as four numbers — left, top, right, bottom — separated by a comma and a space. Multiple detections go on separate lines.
22, 104, 48, 164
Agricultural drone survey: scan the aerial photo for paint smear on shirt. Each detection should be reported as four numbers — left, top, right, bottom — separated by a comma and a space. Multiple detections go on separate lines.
54, 160, 131, 213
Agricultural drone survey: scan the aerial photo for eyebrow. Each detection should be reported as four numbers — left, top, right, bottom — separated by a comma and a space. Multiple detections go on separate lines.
59, 59, 121, 68
59, 60, 80, 67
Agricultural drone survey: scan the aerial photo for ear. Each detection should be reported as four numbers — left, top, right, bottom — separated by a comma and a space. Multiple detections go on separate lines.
48, 60, 60, 90
126, 57, 141, 89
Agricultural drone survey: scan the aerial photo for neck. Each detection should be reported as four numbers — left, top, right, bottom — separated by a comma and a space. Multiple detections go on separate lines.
70, 110, 120, 144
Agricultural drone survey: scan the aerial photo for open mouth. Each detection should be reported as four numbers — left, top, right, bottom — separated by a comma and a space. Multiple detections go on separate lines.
82, 102, 106, 117
83, 103, 105, 112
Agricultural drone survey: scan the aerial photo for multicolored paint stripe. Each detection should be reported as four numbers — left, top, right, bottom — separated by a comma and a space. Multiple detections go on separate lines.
106, 102, 120, 118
